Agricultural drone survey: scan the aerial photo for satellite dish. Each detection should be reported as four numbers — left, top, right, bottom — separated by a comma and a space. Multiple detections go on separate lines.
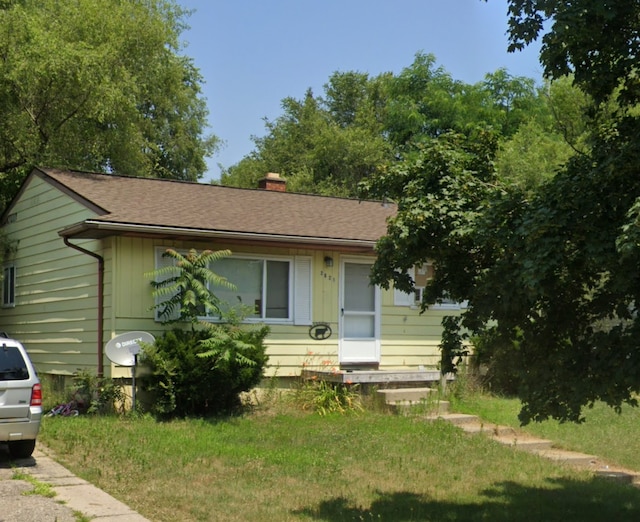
105, 331, 155, 367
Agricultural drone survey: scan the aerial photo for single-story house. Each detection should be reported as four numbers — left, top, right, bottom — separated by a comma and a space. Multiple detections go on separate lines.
0, 167, 463, 382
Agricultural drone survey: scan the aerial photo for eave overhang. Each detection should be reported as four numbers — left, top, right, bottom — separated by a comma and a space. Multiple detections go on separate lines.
58, 220, 378, 254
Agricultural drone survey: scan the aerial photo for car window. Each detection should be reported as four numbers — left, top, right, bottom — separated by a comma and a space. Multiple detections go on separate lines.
0, 345, 29, 380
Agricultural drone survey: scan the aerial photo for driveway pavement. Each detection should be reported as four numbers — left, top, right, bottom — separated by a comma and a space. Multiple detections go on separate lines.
0, 443, 150, 522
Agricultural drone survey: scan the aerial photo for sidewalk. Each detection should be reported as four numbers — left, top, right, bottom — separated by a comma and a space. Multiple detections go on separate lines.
0, 443, 150, 522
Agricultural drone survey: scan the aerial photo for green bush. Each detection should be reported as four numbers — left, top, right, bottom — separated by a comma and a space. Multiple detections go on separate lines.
140, 323, 269, 417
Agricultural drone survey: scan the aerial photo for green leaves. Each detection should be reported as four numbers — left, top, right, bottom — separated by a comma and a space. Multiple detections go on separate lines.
362, 1, 640, 423
140, 325, 269, 417
507, 0, 640, 106
364, 129, 500, 307
222, 52, 560, 198
147, 248, 233, 326
198, 321, 268, 368
0, 0, 215, 208
367, 105, 640, 423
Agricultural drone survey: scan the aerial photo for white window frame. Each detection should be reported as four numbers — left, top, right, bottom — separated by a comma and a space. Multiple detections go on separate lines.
393, 267, 417, 307
2, 264, 15, 308
393, 262, 466, 310
211, 254, 294, 323
153, 248, 312, 325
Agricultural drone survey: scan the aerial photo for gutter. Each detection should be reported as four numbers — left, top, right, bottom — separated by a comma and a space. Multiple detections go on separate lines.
59, 220, 380, 250
62, 237, 104, 377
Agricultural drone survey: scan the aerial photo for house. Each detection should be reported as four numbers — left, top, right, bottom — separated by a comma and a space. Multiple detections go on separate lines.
0, 167, 463, 384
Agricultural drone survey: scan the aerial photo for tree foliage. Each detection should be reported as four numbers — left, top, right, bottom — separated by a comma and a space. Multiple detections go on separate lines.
221, 52, 571, 198
0, 0, 217, 209
367, 0, 640, 424
148, 248, 233, 327
222, 77, 391, 197
507, 0, 640, 105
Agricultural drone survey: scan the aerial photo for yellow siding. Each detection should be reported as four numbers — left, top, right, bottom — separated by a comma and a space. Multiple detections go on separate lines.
111, 240, 452, 378
2, 180, 456, 379
0, 175, 112, 375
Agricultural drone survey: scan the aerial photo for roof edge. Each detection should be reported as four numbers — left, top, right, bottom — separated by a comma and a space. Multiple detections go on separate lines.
58, 220, 379, 251
36, 168, 108, 215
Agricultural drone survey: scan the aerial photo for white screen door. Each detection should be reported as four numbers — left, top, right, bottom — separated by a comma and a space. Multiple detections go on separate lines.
339, 259, 380, 364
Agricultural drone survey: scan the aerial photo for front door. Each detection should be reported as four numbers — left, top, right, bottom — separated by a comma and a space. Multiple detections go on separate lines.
339, 258, 380, 365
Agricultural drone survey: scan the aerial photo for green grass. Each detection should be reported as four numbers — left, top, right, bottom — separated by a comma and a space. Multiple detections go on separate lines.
453, 393, 640, 472
12, 470, 56, 498
39, 404, 640, 522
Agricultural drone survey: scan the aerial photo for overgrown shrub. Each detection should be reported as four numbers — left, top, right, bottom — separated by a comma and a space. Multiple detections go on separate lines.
41, 370, 126, 415
72, 370, 127, 415
140, 323, 269, 417
293, 378, 364, 415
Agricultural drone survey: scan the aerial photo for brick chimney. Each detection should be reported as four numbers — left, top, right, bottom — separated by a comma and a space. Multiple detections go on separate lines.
258, 172, 286, 192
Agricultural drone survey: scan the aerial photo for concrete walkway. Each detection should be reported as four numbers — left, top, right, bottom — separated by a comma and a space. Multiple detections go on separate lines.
0, 443, 150, 522
428, 411, 640, 487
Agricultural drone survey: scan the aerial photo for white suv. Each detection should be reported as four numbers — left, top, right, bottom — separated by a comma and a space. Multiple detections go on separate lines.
0, 334, 42, 459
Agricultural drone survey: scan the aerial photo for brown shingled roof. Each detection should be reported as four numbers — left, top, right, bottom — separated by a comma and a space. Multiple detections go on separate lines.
36, 168, 396, 250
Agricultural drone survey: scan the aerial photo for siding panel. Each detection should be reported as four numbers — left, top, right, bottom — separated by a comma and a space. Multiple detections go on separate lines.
0, 175, 109, 375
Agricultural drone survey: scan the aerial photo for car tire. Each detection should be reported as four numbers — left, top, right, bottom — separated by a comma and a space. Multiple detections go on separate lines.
8, 439, 36, 459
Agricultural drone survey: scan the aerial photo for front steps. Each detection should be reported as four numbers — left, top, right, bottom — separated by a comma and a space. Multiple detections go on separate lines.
378, 387, 640, 487
377, 387, 449, 415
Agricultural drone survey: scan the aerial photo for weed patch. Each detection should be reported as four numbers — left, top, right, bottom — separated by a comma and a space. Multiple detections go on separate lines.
12, 470, 55, 498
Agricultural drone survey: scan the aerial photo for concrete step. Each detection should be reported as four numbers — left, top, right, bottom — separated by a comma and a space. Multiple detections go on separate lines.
595, 469, 640, 485
492, 435, 554, 451
377, 387, 435, 403
426, 410, 640, 488
458, 422, 517, 437
388, 399, 449, 415
426, 412, 480, 425
529, 448, 598, 467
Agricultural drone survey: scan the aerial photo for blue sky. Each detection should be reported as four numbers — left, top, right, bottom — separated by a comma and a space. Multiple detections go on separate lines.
176, 1, 543, 181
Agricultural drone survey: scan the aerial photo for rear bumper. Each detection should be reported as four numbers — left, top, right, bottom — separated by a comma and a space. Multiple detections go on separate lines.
0, 408, 42, 441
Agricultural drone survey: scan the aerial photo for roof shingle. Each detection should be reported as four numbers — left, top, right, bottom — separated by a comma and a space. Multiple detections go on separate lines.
38, 168, 395, 246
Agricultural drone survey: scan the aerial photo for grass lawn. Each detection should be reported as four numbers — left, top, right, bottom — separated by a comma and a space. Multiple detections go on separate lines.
453, 393, 640, 473
39, 405, 640, 522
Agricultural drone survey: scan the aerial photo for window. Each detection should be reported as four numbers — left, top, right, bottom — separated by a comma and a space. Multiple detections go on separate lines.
393, 263, 466, 309
212, 257, 291, 320
0, 345, 29, 380
153, 248, 312, 325
2, 265, 15, 307
393, 264, 430, 307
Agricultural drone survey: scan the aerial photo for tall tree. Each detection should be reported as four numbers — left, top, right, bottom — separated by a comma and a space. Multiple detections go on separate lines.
222, 85, 391, 197
381, 53, 464, 149
0, 0, 216, 209
507, 0, 640, 105
222, 53, 557, 197
367, 0, 640, 423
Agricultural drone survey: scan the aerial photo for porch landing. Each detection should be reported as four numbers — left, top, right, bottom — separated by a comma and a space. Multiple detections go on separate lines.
302, 368, 453, 385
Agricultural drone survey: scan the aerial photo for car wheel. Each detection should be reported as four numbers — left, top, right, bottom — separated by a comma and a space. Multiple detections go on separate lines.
8, 439, 36, 459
